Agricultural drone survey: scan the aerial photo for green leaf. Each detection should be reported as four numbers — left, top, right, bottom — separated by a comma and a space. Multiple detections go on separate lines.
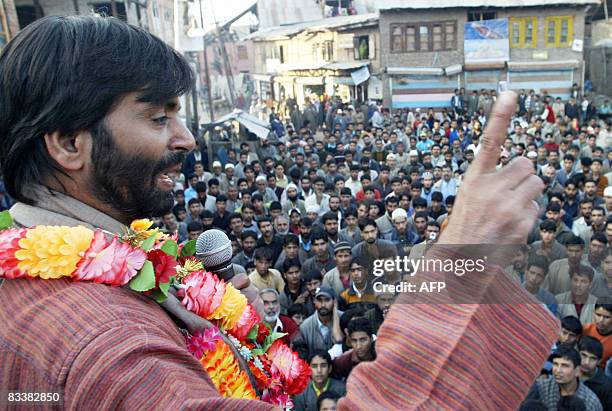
159, 279, 171, 297
151, 289, 169, 303
246, 324, 259, 341
180, 240, 196, 257
263, 331, 287, 351
140, 234, 157, 251
0, 210, 14, 230
129, 260, 156, 292
251, 348, 265, 356
161, 240, 178, 257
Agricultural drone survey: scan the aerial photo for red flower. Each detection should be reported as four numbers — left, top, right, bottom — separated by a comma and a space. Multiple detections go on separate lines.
147, 249, 178, 287
0, 228, 28, 279
228, 304, 260, 340
267, 340, 311, 395
256, 323, 270, 345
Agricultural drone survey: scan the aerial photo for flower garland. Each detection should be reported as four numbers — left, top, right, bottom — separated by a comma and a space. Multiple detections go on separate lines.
0, 212, 310, 408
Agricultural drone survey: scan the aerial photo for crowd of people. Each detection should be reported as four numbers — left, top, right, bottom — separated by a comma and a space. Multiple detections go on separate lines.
2, 84, 611, 410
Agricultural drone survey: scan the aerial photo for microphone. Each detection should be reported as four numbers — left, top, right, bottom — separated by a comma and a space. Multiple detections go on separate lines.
195, 229, 235, 280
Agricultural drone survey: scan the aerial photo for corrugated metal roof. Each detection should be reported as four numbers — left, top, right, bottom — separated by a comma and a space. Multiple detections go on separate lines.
324, 61, 369, 70
243, 13, 379, 41
212, 110, 271, 139
378, 0, 600, 9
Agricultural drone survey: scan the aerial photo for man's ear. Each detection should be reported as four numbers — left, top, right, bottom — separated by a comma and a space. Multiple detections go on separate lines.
43, 130, 91, 171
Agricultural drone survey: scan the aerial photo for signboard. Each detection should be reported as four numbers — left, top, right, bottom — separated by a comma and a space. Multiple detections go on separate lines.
572, 39, 583, 52
368, 76, 383, 99
464, 19, 509, 63
351, 65, 370, 86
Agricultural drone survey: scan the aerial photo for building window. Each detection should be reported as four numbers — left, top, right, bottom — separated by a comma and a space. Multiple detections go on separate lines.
390, 22, 456, 53
237, 45, 248, 61
391, 25, 403, 52
510, 17, 537, 48
279, 45, 286, 63
544, 16, 573, 47
354, 35, 369, 60
467, 11, 497, 21
322, 40, 334, 61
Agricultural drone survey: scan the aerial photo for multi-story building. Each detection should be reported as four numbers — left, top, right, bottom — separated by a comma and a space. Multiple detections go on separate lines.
246, 13, 381, 106
379, 0, 601, 109
0, 0, 19, 51
13, 0, 176, 46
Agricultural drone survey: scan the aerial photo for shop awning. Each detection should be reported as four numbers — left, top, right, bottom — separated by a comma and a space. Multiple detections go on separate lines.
445, 64, 462, 76
387, 67, 444, 75
323, 62, 369, 71
252, 73, 273, 82
464, 61, 506, 70
507, 60, 580, 71
210, 110, 271, 140
295, 76, 324, 85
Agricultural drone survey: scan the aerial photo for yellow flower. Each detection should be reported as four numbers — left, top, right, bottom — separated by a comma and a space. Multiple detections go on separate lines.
200, 340, 257, 399
130, 219, 154, 232
210, 283, 248, 330
15, 226, 94, 279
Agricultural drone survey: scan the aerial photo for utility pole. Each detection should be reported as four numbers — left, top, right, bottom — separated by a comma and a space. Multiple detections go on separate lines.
199, 0, 215, 122
110, 0, 118, 17
216, 25, 237, 108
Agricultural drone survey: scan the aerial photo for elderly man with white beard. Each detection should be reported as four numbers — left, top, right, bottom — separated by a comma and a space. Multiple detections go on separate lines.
259, 288, 299, 346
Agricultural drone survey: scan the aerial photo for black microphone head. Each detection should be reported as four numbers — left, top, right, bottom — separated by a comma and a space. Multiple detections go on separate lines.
195, 229, 233, 271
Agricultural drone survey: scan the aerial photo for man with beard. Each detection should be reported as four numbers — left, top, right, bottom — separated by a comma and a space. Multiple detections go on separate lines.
232, 230, 258, 268
563, 180, 581, 228
0, 20, 564, 408
259, 288, 299, 346
256, 217, 284, 265
282, 183, 306, 215
273, 215, 290, 238
375, 196, 398, 240
293, 286, 344, 360
321, 212, 350, 248
351, 219, 397, 280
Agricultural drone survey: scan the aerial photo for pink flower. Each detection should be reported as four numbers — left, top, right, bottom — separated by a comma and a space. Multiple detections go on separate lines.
181, 271, 226, 318
186, 327, 223, 360
0, 228, 28, 279
228, 305, 261, 341
267, 340, 311, 395
107, 240, 147, 285
74, 231, 114, 282
75, 233, 146, 286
